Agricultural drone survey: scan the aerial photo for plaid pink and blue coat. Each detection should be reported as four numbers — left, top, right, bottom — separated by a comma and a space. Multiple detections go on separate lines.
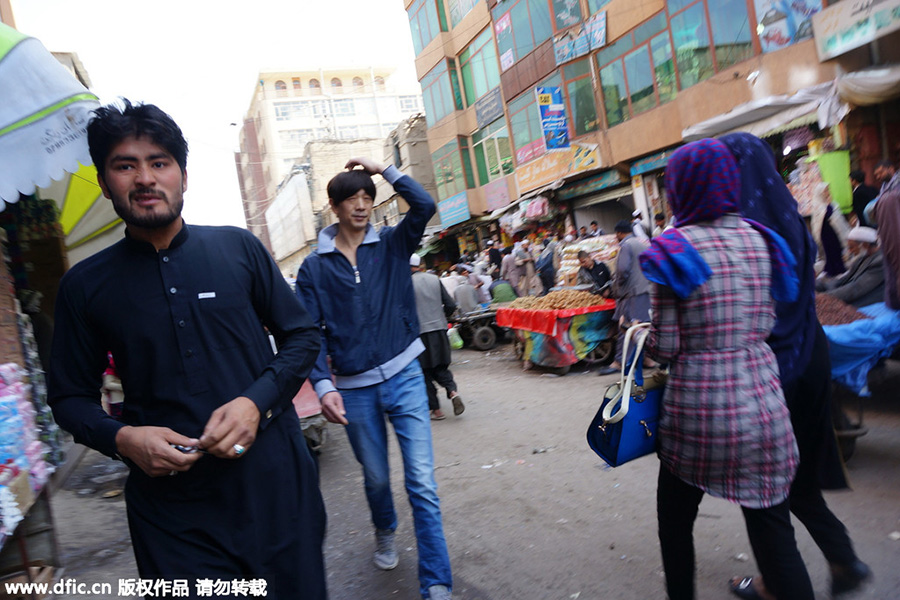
647, 215, 799, 509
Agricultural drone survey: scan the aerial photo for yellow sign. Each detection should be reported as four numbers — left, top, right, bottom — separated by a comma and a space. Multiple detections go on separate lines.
515, 143, 601, 194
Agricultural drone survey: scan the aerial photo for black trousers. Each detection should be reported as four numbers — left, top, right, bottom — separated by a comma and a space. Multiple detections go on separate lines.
421, 361, 458, 411
783, 323, 857, 566
657, 465, 813, 600
126, 414, 327, 600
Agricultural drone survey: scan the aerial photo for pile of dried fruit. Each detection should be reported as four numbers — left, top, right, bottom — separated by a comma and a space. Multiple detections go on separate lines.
509, 289, 605, 310
815, 293, 871, 326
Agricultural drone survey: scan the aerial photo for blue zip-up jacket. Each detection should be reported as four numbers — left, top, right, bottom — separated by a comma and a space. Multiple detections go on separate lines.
295, 166, 436, 398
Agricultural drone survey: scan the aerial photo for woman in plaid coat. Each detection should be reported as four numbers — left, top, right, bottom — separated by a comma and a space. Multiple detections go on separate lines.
640, 139, 810, 600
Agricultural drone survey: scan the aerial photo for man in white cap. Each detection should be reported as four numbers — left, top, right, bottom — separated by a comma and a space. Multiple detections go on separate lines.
816, 226, 885, 308
631, 209, 650, 244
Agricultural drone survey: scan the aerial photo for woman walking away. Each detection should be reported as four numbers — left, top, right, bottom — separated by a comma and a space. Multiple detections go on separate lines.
639, 139, 809, 600
720, 132, 870, 599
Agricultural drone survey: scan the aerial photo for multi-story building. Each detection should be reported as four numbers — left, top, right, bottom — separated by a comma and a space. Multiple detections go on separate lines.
404, 0, 900, 257
235, 67, 424, 252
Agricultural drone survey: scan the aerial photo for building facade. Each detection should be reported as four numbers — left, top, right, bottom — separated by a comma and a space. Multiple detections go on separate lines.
235, 67, 424, 252
404, 0, 900, 253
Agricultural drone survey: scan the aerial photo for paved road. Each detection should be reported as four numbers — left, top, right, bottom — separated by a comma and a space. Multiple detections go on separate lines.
50, 344, 900, 599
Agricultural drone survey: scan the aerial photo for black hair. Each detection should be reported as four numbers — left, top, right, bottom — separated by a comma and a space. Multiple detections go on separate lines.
876, 160, 895, 170
501, 246, 512, 255
327, 170, 376, 205
654, 212, 666, 221
849, 170, 865, 184
614, 220, 632, 234
87, 99, 188, 177
577, 250, 590, 260
579, 225, 587, 231
590, 220, 598, 226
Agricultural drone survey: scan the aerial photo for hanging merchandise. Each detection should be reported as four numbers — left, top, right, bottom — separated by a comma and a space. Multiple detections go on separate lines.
525, 195, 549, 220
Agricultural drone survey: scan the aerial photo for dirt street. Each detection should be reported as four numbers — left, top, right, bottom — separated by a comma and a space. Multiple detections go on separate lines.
49, 344, 900, 599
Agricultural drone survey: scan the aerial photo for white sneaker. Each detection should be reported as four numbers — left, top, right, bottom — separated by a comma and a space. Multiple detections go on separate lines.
427, 584, 452, 600
373, 528, 398, 570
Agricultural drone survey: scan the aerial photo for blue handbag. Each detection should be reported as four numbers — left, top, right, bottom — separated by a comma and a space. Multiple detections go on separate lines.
586, 323, 662, 467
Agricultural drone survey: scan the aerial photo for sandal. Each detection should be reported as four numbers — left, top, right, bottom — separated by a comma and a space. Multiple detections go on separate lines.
430, 410, 446, 421
728, 577, 769, 600
450, 394, 465, 416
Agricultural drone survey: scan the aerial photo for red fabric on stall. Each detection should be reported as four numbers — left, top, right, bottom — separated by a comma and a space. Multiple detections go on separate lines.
496, 299, 616, 336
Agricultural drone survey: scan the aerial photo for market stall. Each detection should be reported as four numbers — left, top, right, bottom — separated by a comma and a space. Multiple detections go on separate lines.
817, 296, 900, 460
556, 234, 618, 286
496, 292, 616, 374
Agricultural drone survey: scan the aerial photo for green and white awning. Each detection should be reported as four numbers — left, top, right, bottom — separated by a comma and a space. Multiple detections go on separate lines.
0, 23, 99, 208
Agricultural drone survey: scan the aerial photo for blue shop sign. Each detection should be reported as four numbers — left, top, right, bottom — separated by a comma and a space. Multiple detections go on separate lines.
630, 147, 680, 176
557, 169, 629, 200
438, 191, 471, 228
475, 87, 505, 130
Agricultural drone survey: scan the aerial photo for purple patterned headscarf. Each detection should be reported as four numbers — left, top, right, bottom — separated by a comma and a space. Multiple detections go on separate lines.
665, 138, 740, 226
640, 139, 798, 303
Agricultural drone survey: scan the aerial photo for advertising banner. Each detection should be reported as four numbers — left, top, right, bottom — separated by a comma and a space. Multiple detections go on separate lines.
438, 191, 471, 228
754, 0, 822, 53
812, 0, 900, 61
516, 143, 601, 193
536, 86, 570, 151
587, 11, 608, 50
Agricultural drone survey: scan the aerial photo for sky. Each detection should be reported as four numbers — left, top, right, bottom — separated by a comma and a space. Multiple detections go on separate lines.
10, 0, 420, 228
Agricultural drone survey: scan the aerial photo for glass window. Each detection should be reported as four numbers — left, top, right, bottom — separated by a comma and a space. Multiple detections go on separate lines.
352, 76, 364, 89
596, 34, 634, 66
587, 0, 611, 14
709, 0, 753, 69
408, 0, 447, 55
459, 27, 501, 106
670, 2, 713, 89
275, 80, 287, 97
355, 98, 377, 116
337, 125, 359, 140
624, 46, 655, 115
399, 95, 421, 112
472, 120, 514, 185
634, 12, 667, 45
566, 76, 598, 136
552, 0, 582, 31
279, 129, 314, 148
651, 32, 677, 104
492, 0, 553, 70
309, 78, 320, 90
667, 0, 694, 13
448, 0, 479, 28
421, 60, 464, 125
432, 138, 474, 201
333, 99, 355, 116
292, 78, 301, 90
508, 72, 561, 163
374, 76, 386, 91
599, 61, 627, 127
331, 78, 343, 93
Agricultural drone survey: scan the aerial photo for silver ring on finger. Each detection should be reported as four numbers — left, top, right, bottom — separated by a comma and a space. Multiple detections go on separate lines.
233, 443, 246, 456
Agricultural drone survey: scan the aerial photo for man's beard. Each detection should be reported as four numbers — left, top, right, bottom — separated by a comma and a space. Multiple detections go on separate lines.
111, 188, 183, 229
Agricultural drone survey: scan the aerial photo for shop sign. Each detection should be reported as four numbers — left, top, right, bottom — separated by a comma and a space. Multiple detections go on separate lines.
556, 169, 628, 200
516, 138, 546, 165
554, 22, 592, 65
587, 11, 608, 51
516, 143, 601, 194
812, 0, 900, 62
536, 86, 570, 151
438, 191, 471, 228
475, 87, 505, 130
754, 0, 822, 53
484, 178, 512, 212
630, 147, 679, 177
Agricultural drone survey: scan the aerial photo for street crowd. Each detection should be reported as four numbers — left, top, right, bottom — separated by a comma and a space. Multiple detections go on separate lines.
44, 98, 900, 600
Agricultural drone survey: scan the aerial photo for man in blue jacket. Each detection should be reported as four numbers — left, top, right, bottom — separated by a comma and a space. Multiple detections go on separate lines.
296, 157, 453, 600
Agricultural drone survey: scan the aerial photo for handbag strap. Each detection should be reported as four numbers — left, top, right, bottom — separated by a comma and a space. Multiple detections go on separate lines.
601, 322, 651, 425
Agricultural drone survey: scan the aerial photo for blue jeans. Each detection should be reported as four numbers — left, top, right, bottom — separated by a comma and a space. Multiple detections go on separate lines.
340, 360, 452, 597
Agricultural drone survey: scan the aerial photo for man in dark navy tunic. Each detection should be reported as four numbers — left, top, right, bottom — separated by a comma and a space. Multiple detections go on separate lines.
48, 100, 326, 599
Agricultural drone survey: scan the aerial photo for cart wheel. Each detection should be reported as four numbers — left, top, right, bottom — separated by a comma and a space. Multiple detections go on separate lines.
553, 364, 571, 376
591, 339, 615, 364
472, 326, 497, 351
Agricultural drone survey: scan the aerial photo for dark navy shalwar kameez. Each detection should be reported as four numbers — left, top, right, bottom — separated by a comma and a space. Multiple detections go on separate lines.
48, 224, 326, 599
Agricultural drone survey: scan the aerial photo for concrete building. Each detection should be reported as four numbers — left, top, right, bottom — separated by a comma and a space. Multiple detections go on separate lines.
374, 113, 440, 229
235, 67, 424, 252
403, 0, 900, 254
